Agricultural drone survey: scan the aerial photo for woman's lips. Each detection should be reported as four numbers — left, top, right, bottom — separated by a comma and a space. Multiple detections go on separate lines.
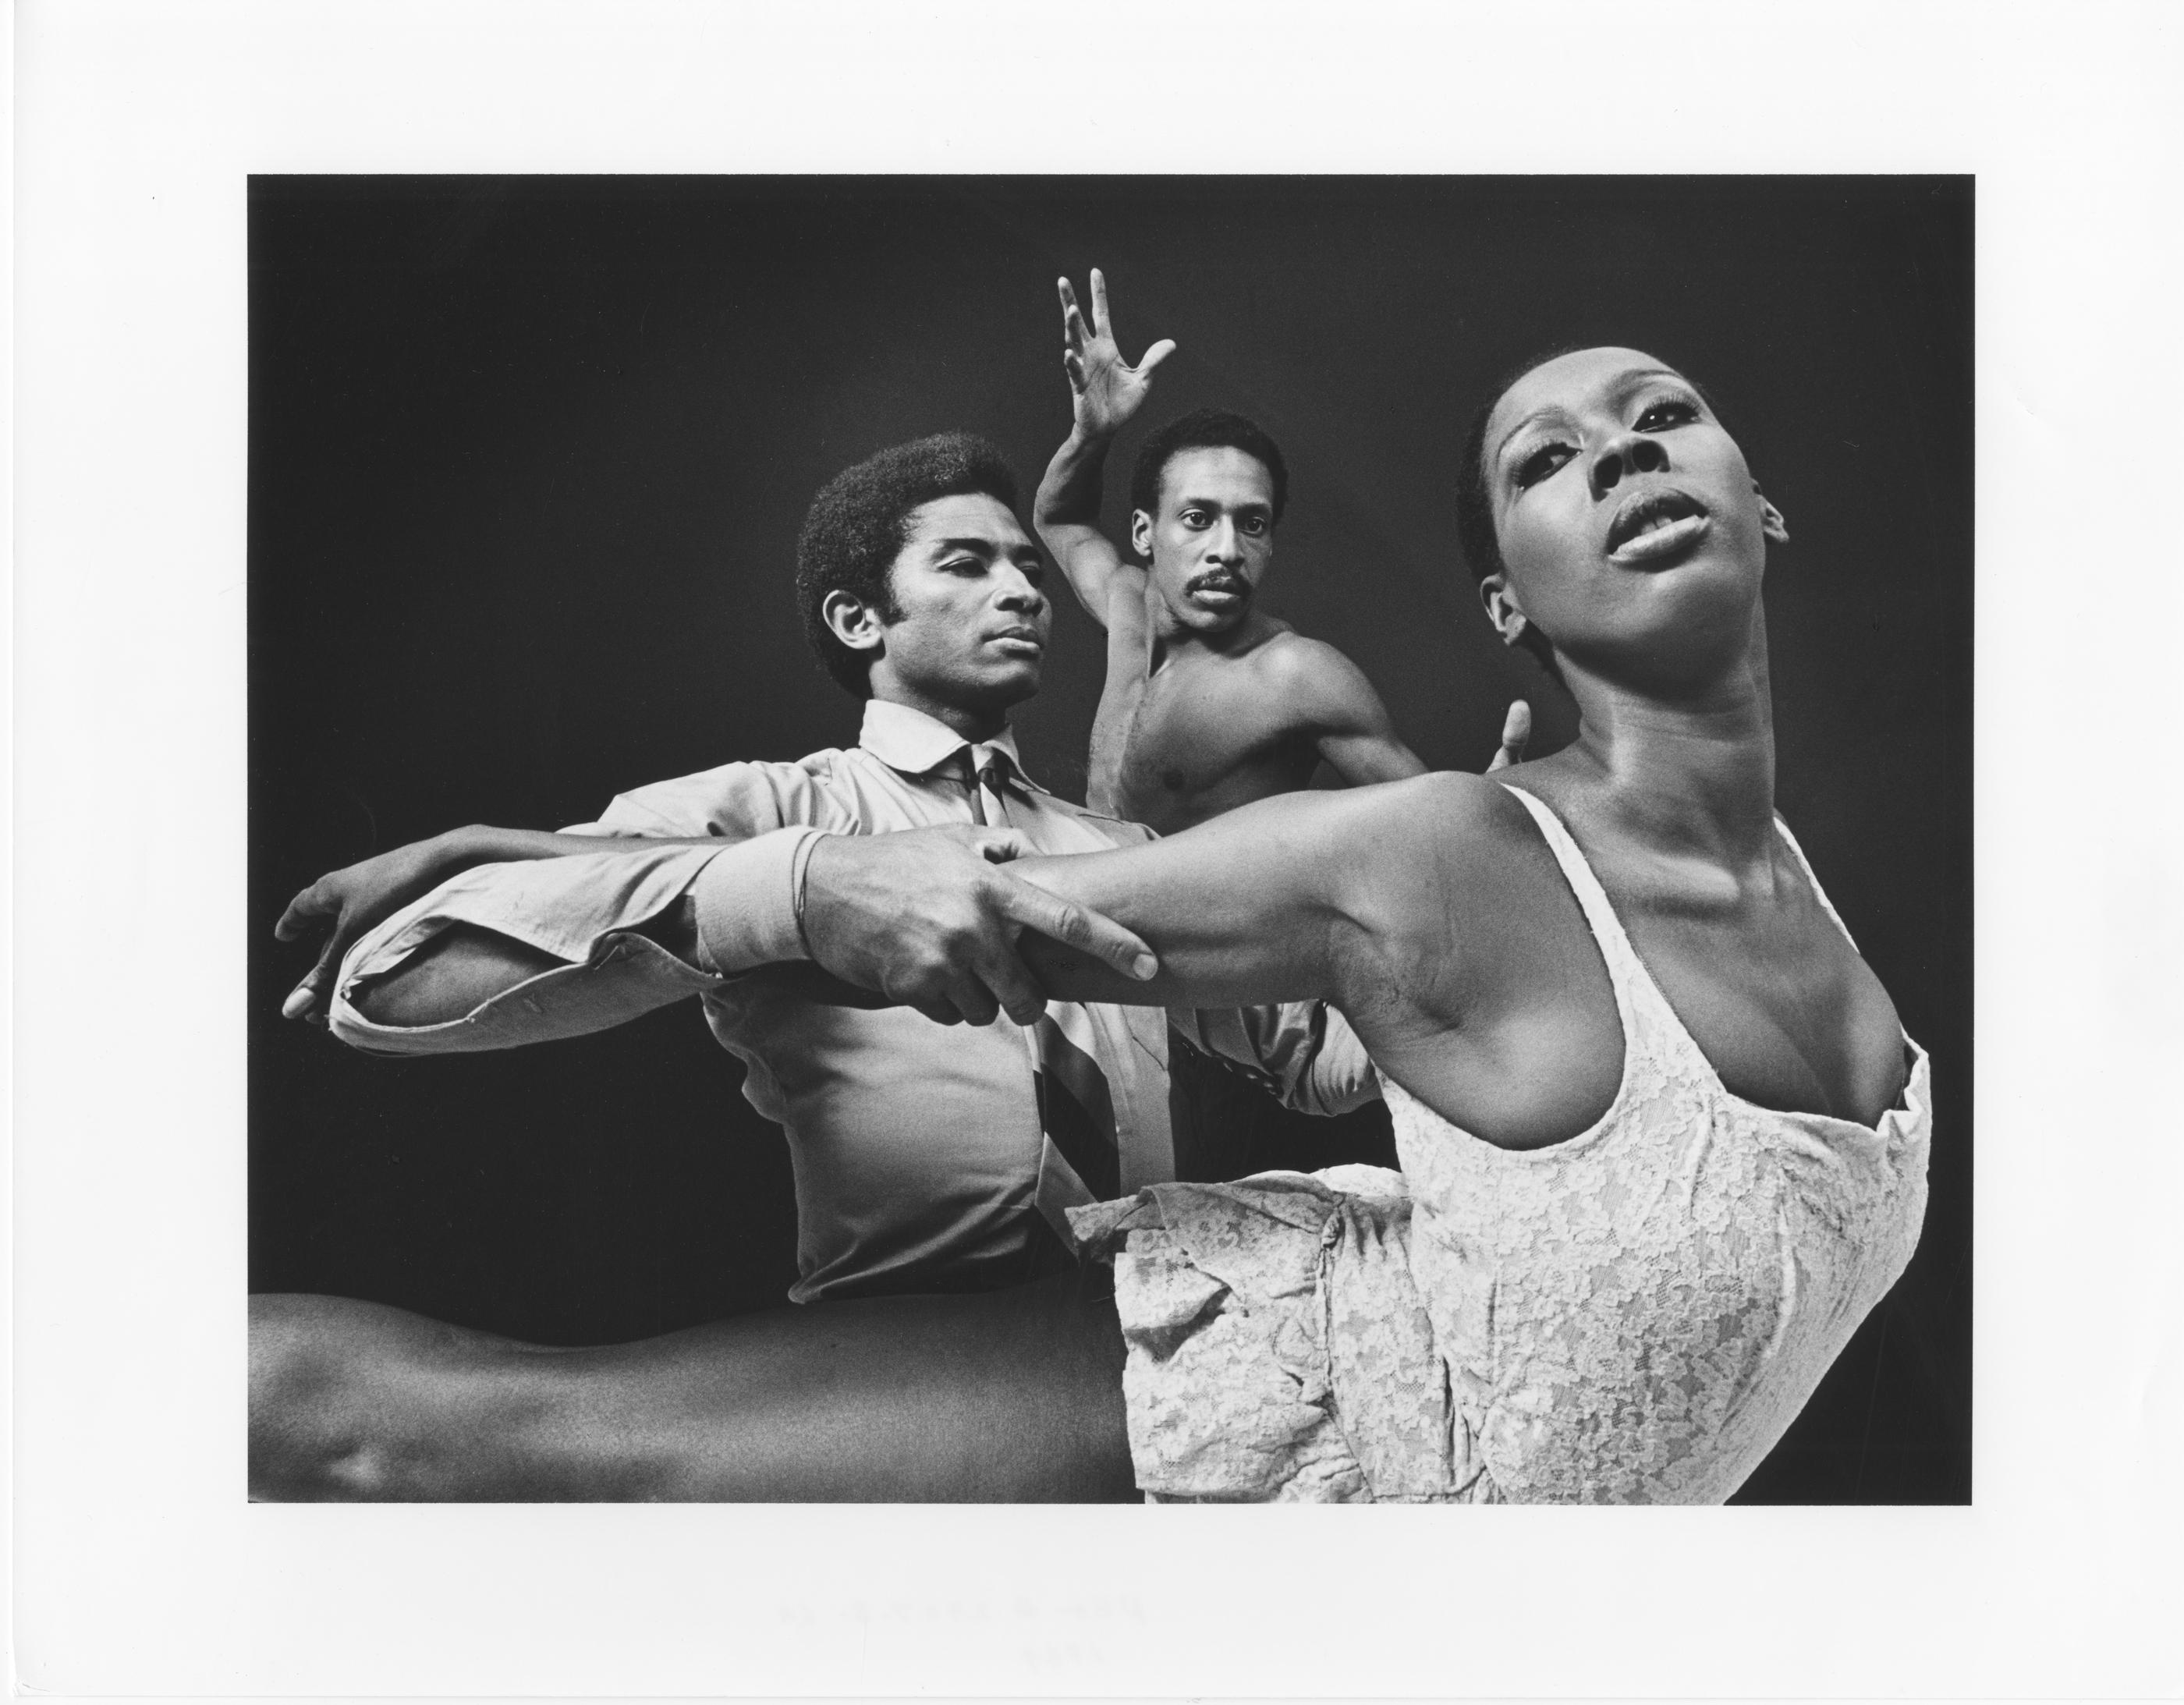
1607, 512, 1711, 568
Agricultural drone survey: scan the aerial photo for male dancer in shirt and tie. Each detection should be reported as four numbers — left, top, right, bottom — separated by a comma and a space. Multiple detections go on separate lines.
273, 431, 1370, 1308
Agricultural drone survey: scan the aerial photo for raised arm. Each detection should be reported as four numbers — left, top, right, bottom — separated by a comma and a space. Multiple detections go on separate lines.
1032, 268, 1175, 626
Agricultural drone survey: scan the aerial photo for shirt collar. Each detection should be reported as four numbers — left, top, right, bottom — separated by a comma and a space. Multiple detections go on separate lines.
858, 698, 1035, 786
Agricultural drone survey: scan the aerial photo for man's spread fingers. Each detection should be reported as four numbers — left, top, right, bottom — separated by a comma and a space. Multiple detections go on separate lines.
1089, 266, 1111, 331
994, 880, 1158, 980
1140, 337, 1177, 374
280, 984, 317, 1022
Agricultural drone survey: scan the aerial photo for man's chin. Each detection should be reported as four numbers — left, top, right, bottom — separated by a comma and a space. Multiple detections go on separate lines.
970, 661, 1044, 706
1185, 596, 1250, 632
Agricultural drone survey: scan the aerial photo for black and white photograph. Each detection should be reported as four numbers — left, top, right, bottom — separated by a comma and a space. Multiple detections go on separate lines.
247, 175, 1973, 1506
14, 4, 2181, 1698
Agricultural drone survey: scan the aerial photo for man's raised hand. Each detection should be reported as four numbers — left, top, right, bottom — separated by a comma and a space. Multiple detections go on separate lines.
1059, 268, 1175, 441
799, 825, 1158, 1028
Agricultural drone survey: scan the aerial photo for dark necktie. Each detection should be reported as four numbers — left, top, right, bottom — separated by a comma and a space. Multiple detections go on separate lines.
945, 746, 1123, 1234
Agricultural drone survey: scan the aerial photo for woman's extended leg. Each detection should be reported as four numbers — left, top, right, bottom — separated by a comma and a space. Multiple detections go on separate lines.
250, 1274, 1135, 1501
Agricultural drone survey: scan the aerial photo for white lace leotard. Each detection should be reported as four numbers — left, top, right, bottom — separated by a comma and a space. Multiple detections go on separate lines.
1072, 785, 1930, 1503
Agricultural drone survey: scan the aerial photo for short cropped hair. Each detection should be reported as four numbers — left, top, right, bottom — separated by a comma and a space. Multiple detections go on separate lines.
1129, 408, 1289, 535
794, 432, 1021, 698
1454, 347, 1586, 689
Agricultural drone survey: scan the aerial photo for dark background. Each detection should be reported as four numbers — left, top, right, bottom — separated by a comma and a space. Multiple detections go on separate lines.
250, 176, 1972, 1502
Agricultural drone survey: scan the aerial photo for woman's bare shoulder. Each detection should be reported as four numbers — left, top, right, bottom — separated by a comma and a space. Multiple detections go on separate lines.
1343, 767, 1546, 850
1317, 771, 1562, 934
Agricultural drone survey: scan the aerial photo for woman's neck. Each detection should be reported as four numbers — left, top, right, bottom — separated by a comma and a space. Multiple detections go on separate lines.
1555, 617, 1779, 870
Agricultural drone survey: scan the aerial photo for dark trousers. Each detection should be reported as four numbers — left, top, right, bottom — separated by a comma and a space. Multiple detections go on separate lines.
1165, 1033, 1399, 1184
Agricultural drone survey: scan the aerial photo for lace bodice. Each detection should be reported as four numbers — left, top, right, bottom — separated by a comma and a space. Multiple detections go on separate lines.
1383, 786, 1930, 1502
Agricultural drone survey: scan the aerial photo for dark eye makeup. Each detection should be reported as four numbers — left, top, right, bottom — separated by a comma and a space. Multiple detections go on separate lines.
1635, 395, 1700, 431
1512, 443, 1575, 490
1509, 392, 1703, 493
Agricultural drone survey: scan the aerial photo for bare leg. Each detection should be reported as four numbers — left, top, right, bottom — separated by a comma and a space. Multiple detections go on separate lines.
250, 1274, 1135, 1502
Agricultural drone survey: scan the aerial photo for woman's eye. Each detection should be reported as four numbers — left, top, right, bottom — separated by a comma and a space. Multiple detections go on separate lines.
1514, 445, 1573, 490
1636, 398, 1698, 431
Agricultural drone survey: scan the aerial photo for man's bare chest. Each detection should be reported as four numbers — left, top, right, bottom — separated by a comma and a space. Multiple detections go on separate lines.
1095, 657, 1317, 816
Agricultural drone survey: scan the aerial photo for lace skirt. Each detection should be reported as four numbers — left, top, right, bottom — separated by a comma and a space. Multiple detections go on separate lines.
1069, 1167, 1498, 1503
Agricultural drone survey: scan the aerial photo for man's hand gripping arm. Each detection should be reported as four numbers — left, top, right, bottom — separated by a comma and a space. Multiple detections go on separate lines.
330, 824, 1165, 1046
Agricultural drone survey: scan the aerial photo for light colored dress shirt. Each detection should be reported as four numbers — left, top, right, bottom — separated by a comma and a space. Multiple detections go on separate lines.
328, 699, 1376, 1302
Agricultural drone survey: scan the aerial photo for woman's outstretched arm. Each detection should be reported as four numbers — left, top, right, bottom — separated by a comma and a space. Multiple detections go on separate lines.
1002, 777, 1423, 1010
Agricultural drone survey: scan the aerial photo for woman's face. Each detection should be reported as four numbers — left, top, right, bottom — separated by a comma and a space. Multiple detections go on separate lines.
1480, 346, 1785, 688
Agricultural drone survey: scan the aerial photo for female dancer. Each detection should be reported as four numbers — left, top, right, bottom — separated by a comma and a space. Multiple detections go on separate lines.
252, 346, 1928, 1504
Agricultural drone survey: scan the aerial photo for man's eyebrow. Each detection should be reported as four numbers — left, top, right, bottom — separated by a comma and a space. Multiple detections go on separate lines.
1172, 493, 1273, 510
1491, 367, 1689, 466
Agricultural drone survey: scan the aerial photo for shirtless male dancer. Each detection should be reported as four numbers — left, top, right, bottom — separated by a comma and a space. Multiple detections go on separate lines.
1034, 271, 1527, 1168
1033, 269, 1529, 835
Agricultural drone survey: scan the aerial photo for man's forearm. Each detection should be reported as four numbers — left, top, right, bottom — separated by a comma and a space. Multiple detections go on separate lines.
350, 924, 569, 1026
323, 831, 818, 1055
1034, 425, 1115, 534
441, 823, 733, 864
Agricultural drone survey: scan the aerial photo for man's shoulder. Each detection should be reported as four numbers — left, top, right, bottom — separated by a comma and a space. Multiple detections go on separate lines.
594, 747, 860, 834
1192, 626, 1387, 739
1245, 627, 1369, 693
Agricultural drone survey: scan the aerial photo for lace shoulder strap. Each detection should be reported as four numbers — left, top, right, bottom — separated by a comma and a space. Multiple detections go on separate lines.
1498, 785, 1658, 1005
1770, 814, 1859, 951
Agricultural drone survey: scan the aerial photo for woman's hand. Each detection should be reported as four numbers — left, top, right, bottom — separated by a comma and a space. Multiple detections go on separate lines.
1486, 700, 1533, 772
275, 831, 477, 1023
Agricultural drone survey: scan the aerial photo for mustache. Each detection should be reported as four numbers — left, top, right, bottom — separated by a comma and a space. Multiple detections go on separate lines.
1186, 569, 1250, 596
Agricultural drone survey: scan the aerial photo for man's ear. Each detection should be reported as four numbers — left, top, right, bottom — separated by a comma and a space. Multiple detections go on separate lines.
1479, 573, 1530, 648
1128, 509, 1154, 561
821, 589, 887, 656
1756, 483, 1790, 545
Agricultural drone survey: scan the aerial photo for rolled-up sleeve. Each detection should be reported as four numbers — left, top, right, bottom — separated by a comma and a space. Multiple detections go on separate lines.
1170, 1001, 1381, 1117
326, 830, 820, 1056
